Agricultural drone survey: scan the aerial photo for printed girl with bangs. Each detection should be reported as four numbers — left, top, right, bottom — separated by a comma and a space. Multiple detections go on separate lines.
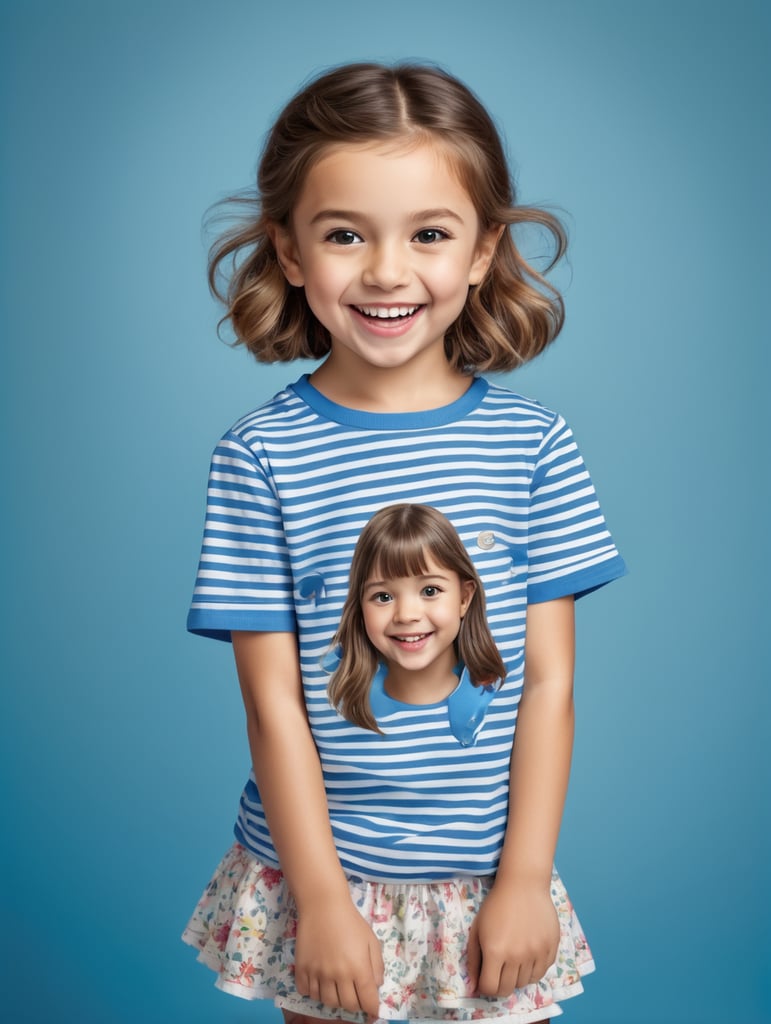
328, 503, 507, 735
184, 61, 625, 1024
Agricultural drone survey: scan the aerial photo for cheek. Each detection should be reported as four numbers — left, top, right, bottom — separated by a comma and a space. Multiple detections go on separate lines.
435, 604, 462, 631
428, 259, 475, 304
304, 258, 349, 296
361, 606, 384, 638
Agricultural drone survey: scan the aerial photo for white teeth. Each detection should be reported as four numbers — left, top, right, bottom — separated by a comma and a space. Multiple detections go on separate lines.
357, 305, 418, 318
395, 634, 426, 643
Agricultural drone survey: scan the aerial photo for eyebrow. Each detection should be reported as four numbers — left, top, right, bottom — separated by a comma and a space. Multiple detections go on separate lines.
364, 573, 452, 588
309, 207, 464, 226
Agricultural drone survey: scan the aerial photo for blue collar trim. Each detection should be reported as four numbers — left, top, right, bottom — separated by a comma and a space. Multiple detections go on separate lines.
369, 662, 497, 747
291, 375, 489, 430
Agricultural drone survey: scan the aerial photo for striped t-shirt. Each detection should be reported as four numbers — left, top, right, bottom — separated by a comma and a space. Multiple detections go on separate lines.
187, 375, 625, 881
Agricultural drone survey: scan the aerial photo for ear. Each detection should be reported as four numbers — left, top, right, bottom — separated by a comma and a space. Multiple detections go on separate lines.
267, 222, 305, 287
468, 224, 505, 286
459, 579, 476, 618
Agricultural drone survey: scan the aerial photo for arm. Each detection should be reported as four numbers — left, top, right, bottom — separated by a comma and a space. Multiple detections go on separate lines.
467, 595, 575, 995
232, 631, 384, 1015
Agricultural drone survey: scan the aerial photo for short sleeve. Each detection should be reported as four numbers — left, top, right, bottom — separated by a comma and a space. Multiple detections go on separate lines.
526, 414, 626, 603
186, 431, 297, 641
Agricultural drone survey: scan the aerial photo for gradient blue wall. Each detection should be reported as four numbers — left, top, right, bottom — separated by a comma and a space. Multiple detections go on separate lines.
1, 2, 768, 1022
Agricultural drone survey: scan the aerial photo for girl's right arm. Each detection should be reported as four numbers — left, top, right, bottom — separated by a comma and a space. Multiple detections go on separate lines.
232, 631, 384, 1017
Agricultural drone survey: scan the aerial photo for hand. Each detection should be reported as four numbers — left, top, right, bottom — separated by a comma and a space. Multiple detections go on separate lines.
466, 880, 559, 996
294, 896, 384, 1017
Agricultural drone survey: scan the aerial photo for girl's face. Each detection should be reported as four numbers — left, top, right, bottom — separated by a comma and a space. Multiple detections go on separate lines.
272, 141, 499, 382
361, 554, 475, 701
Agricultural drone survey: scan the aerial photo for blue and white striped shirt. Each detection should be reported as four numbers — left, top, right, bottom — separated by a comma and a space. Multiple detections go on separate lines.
188, 375, 625, 881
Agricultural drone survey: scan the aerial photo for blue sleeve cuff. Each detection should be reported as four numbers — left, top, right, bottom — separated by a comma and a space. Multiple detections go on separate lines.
186, 608, 298, 643
527, 554, 628, 604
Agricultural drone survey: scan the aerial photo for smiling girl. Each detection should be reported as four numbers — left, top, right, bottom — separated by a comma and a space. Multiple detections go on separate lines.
327, 503, 507, 730
271, 141, 496, 410
183, 63, 625, 1024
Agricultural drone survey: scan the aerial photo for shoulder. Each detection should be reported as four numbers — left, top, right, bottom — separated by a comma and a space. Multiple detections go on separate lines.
216, 378, 323, 455
476, 378, 562, 436
229, 380, 307, 434
199, 380, 317, 479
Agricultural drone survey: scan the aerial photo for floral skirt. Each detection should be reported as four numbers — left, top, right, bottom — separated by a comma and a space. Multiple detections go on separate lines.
182, 842, 594, 1023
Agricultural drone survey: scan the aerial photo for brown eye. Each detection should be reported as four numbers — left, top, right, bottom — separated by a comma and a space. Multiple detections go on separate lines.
413, 228, 448, 244
327, 230, 361, 245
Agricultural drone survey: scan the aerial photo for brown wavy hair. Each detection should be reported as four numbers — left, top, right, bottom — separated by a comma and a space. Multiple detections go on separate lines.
208, 62, 567, 371
327, 504, 507, 733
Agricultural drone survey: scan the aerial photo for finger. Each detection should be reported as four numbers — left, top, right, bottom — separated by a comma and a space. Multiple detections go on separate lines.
477, 959, 503, 997
335, 980, 362, 1015
369, 935, 385, 987
514, 959, 536, 990
531, 954, 551, 984
532, 939, 558, 985
319, 980, 342, 1010
294, 968, 310, 998
465, 924, 481, 991
497, 962, 520, 997
355, 967, 382, 1019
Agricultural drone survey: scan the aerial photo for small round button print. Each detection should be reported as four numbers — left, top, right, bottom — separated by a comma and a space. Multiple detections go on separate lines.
477, 531, 495, 550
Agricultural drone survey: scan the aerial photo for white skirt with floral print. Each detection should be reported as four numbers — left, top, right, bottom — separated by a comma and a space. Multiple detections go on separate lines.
182, 842, 594, 1023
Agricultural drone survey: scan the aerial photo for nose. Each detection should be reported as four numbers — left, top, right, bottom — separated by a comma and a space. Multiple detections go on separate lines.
361, 241, 410, 290
392, 594, 421, 623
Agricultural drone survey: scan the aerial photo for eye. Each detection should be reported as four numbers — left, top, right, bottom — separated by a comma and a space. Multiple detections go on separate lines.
413, 228, 449, 245
421, 585, 441, 597
371, 592, 393, 604
326, 229, 362, 245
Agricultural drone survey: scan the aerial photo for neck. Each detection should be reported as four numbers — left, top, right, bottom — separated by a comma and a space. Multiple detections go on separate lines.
310, 356, 471, 414
382, 649, 459, 705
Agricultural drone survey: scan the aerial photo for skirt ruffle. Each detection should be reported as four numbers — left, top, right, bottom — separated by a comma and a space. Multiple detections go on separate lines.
182, 842, 594, 1023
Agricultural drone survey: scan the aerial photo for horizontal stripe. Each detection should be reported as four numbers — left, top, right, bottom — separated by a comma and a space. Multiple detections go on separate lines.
189, 375, 625, 880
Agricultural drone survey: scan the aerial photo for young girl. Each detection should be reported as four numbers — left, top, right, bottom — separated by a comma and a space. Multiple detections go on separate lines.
183, 62, 625, 1024
327, 502, 507, 740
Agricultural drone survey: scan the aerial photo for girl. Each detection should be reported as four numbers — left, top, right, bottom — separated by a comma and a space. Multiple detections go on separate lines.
327, 502, 507, 738
183, 63, 625, 1024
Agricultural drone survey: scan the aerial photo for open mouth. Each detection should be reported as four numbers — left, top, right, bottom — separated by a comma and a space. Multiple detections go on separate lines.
392, 633, 430, 644
354, 304, 421, 321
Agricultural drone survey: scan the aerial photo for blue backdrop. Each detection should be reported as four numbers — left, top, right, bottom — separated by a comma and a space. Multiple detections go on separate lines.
1, 2, 768, 1022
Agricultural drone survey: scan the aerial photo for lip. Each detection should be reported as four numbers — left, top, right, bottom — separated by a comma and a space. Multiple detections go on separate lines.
349, 304, 425, 337
388, 631, 433, 652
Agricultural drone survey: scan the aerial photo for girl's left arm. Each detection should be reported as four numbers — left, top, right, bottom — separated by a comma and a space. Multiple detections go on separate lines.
467, 594, 575, 997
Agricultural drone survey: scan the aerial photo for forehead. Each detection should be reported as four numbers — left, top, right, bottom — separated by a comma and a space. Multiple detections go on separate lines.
367, 551, 454, 583
294, 140, 479, 225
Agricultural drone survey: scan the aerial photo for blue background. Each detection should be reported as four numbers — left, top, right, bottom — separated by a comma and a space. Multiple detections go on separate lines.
1, 2, 768, 1022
